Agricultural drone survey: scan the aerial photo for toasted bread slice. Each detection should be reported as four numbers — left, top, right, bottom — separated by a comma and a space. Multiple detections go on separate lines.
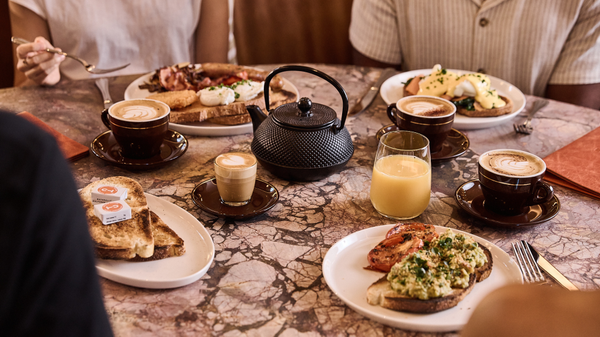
207, 114, 251, 125
367, 274, 476, 313
129, 211, 185, 262
79, 176, 154, 260
169, 88, 296, 125
366, 242, 493, 313
475, 244, 493, 282
455, 95, 513, 117
147, 90, 198, 109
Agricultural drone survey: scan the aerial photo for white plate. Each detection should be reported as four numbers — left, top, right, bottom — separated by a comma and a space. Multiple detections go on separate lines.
95, 194, 215, 289
380, 69, 526, 130
124, 67, 300, 136
322, 225, 522, 332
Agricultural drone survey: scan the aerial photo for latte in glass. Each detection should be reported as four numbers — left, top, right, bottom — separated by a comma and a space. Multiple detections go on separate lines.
214, 152, 257, 206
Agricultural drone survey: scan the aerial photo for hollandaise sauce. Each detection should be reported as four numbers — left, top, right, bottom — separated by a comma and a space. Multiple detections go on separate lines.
417, 65, 506, 110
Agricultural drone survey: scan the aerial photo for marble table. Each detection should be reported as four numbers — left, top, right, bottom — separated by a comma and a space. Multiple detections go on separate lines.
1, 64, 598, 337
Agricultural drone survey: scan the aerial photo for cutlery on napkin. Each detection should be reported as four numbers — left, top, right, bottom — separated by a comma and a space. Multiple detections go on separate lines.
543, 126, 600, 199
18, 112, 89, 162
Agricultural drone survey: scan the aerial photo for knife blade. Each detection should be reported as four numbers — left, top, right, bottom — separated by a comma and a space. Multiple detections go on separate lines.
95, 78, 113, 110
348, 67, 396, 117
526, 242, 579, 291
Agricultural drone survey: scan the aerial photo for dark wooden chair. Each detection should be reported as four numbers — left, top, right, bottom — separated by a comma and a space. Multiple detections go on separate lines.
0, 0, 14, 88
233, 0, 353, 65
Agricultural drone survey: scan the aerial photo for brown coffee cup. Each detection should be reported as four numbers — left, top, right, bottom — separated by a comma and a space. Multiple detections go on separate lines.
478, 149, 554, 215
387, 95, 456, 153
102, 99, 170, 159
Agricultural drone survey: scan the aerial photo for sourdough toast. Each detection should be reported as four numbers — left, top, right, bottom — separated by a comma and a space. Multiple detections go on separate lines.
164, 88, 296, 125
129, 211, 185, 262
367, 274, 476, 313
79, 176, 154, 260
366, 228, 493, 313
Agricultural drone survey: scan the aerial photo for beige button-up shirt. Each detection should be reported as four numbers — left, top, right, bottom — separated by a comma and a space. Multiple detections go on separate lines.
349, 0, 600, 96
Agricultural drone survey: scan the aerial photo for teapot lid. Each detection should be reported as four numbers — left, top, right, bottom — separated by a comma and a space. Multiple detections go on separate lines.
272, 97, 337, 129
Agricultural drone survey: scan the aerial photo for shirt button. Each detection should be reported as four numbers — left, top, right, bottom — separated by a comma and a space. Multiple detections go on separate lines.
479, 18, 489, 27
477, 68, 486, 74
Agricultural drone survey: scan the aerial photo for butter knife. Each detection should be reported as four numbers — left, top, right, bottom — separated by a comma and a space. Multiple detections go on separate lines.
95, 78, 113, 110
526, 241, 579, 291
348, 67, 396, 117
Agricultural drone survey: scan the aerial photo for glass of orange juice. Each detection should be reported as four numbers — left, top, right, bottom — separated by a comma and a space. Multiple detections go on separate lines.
370, 130, 431, 220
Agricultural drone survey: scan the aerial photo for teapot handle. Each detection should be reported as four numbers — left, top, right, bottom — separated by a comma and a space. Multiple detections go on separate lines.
263, 65, 349, 131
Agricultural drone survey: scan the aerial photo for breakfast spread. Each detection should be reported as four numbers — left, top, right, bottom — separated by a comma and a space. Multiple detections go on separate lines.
140, 63, 298, 125
79, 176, 185, 261
403, 64, 513, 117
366, 223, 493, 313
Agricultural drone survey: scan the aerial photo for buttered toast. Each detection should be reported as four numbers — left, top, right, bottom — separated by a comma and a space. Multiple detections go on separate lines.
130, 211, 185, 262
79, 176, 154, 260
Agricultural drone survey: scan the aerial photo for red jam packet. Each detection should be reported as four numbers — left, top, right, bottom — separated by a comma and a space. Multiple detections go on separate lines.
543, 126, 600, 199
18, 111, 89, 162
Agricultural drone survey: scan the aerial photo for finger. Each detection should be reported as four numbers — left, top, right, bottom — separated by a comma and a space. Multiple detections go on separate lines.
26, 61, 60, 85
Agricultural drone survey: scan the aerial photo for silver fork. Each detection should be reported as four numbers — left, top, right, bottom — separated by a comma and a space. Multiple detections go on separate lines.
512, 240, 546, 283
11, 37, 130, 74
513, 99, 549, 135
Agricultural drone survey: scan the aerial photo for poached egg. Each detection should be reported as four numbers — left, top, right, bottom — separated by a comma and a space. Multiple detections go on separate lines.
416, 65, 506, 110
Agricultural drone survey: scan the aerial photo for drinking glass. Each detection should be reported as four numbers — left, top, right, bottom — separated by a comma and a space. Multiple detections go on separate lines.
370, 130, 432, 220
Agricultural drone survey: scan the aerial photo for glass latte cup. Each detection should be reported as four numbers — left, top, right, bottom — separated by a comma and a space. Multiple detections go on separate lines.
214, 152, 257, 206
370, 130, 432, 220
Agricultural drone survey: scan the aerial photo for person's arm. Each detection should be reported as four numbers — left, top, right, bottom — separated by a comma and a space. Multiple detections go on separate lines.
352, 47, 400, 69
194, 0, 230, 64
546, 83, 600, 110
8, 2, 64, 87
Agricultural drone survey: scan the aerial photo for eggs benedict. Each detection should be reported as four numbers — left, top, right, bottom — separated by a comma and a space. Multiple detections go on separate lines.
403, 65, 513, 117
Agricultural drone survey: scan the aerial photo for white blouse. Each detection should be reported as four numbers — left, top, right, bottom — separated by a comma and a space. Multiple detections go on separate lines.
11, 0, 201, 80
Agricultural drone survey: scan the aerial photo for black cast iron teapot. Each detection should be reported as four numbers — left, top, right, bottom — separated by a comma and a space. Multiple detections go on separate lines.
247, 65, 354, 182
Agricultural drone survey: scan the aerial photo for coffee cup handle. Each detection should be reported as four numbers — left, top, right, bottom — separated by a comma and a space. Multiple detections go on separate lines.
101, 109, 110, 129
386, 103, 398, 124
529, 181, 554, 206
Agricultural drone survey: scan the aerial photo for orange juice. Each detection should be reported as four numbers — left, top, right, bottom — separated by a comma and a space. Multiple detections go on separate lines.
370, 155, 431, 219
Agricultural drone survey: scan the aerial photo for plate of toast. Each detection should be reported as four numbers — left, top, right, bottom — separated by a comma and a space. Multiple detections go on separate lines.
80, 177, 215, 289
380, 69, 526, 130
124, 64, 300, 136
322, 224, 522, 332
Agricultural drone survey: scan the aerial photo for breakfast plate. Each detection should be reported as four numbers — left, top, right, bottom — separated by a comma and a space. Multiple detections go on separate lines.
380, 69, 526, 130
322, 225, 522, 332
124, 66, 300, 136
95, 193, 215, 289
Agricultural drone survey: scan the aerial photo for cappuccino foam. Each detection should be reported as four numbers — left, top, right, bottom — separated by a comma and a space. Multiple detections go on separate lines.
398, 97, 454, 117
480, 150, 545, 177
110, 99, 169, 121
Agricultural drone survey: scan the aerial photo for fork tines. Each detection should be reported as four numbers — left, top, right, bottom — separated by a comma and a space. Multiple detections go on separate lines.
512, 241, 545, 283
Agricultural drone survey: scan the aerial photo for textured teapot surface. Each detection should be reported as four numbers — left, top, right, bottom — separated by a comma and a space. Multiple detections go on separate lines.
251, 114, 354, 169
249, 65, 354, 181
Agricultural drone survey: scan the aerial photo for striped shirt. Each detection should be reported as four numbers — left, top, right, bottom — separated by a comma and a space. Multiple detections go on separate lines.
349, 0, 600, 96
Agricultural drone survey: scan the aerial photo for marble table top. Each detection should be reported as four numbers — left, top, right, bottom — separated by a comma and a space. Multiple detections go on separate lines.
0, 64, 598, 337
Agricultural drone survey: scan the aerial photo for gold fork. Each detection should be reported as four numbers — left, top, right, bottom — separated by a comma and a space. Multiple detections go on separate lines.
12, 37, 130, 74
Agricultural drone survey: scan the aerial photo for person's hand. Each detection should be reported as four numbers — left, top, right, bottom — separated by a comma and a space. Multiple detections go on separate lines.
15, 37, 65, 86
